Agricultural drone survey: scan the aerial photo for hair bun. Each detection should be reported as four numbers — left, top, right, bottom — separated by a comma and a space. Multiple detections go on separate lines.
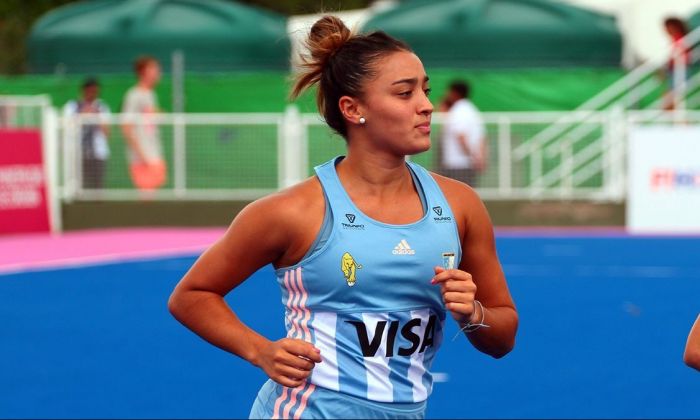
307, 15, 352, 64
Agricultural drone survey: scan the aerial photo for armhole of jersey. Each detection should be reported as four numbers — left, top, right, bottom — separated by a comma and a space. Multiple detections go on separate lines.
300, 189, 333, 261
409, 161, 464, 261
407, 162, 428, 215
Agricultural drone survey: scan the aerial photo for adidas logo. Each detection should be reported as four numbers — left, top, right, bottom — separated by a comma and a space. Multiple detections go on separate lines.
392, 239, 416, 255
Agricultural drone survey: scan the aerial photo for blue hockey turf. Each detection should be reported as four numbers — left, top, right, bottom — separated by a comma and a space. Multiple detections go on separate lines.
1, 235, 698, 418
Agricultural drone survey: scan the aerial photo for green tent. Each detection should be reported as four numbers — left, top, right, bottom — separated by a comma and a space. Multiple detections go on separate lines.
362, 0, 622, 68
27, 0, 290, 74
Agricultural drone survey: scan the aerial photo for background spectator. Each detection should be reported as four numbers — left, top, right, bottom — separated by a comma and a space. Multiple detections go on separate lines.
63, 77, 111, 189
121, 55, 166, 192
439, 80, 488, 186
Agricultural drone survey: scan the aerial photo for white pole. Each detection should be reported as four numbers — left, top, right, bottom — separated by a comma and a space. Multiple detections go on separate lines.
173, 114, 186, 197
172, 50, 185, 114
280, 105, 303, 188
42, 106, 62, 234
498, 116, 512, 197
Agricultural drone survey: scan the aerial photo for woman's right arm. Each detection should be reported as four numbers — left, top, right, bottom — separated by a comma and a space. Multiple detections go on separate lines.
168, 193, 322, 387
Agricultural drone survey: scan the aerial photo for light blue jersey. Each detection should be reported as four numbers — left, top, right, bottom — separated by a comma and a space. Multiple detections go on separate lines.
251, 157, 462, 419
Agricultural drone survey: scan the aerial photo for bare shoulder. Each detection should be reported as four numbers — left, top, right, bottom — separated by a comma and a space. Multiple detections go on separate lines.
239, 176, 324, 226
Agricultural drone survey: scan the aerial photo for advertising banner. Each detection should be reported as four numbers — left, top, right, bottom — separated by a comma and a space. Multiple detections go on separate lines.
628, 125, 700, 234
0, 130, 51, 234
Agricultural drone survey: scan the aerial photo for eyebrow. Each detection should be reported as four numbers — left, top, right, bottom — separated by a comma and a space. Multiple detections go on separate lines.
392, 76, 430, 86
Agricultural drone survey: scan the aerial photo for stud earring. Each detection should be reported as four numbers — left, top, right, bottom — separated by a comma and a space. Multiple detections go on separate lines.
359, 117, 366, 125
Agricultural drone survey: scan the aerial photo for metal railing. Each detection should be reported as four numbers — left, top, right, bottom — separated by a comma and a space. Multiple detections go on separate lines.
56, 107, 643, 203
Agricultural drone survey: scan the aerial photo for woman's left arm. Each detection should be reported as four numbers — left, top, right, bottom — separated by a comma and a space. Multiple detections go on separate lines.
684, 315, 700, 371
433, 184, 518, 358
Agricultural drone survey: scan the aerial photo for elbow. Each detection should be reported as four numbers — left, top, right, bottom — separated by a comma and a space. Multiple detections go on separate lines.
167, 289, 183, 320
490, 339, 515, 359
684, 348, 700, 371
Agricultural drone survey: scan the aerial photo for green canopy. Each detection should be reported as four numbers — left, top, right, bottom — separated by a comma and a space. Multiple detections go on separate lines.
362, 0, 622, 68
27, 0, 290, 73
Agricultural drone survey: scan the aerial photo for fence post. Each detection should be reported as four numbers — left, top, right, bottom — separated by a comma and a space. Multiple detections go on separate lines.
61, 114, 76, 202
172, 50, 185, 114
173, 114, 187, 197
611, 107, 627, 201
498, 116, 512, 197
279, 105, 304, 189
42, 106, 62, 234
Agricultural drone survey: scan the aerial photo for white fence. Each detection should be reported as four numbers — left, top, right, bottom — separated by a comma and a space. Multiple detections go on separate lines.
3, 96, 692, 206
54, 106, 657, 203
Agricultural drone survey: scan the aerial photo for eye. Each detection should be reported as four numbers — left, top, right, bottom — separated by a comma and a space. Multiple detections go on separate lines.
424, 88, 432, 96
398, 91, 412, 97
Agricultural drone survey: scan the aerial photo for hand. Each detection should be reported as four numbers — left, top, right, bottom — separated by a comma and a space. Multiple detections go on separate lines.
431, 266, 478, 325
254, 338, 322, 388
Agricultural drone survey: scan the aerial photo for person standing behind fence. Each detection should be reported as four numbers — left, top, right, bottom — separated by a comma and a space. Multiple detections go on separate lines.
439, 81, 487, 187
63, 77, 111, 189
662, 17, 691, 111
121, 56, 166, 192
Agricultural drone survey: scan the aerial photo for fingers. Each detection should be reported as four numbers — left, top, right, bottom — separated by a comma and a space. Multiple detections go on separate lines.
282, 339, 322, 363
443, 291, 474, 305
445, 302, 474, 316
274, 375, 306, 388
431, 267, 472, 285
276, 364, 313, 382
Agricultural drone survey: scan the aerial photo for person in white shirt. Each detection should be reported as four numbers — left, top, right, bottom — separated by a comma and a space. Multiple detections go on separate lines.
63, 77, 111, 189
439, 81, 487, 186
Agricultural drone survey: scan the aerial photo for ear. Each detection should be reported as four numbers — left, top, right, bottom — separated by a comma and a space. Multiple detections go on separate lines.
338, 95, 364, 125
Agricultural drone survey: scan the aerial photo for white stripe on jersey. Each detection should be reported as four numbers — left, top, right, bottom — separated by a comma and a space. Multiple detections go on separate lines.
309, 312, 339, 391
362, 312, 394, 402
407, 309, 429, 402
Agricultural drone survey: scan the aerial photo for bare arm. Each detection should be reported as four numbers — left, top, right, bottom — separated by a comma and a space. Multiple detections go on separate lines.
168, 192, 322, 387
684, 315, 700, 371
120, 123, 149, 163
433, 177, 517, 358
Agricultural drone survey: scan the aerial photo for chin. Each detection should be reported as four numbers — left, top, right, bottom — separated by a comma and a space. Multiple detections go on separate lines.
405, 137, 431, 155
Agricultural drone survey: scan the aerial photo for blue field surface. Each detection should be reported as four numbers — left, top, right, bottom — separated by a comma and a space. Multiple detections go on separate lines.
1, 236, 699, 419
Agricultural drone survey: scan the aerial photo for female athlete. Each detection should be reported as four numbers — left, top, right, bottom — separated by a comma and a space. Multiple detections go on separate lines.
169, 16, 518, 419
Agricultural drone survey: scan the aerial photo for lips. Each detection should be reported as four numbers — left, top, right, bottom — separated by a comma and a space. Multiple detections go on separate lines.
415, 122, 431, 134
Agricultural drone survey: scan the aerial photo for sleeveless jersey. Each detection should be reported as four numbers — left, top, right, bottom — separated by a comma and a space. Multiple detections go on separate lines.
274, 156, 462, 407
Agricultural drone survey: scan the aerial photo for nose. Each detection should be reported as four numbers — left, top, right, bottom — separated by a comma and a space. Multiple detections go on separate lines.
418, 92, 433, 116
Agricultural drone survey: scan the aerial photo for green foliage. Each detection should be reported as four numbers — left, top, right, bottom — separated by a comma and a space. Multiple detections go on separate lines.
0, 0, 81, 74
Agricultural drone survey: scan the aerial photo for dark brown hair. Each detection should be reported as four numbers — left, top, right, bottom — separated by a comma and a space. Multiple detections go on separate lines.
291, 16, 411, 137
664, 17, 689, 37
133, 55, 159, 75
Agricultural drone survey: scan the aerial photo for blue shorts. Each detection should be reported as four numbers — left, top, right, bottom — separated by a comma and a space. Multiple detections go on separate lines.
249, 379, 427, 419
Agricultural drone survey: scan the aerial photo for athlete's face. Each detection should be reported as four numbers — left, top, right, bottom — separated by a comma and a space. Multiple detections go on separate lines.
357, 51, 433, 155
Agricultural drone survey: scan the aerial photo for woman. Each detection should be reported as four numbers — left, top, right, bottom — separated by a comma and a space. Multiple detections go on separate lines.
169, 16, 518, 419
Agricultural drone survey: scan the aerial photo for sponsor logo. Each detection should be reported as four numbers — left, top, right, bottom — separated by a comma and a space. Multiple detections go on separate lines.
432, 205, 452, 223
650, 168, 700, 189
341, 252, 362, 287
346, 314, 437, 357
392, 239, 416, 255
441, 252, 456, 270
342, 213, 365, 229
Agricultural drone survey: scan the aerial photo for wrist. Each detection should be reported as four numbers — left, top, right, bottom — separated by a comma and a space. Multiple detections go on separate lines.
460, 300, 488, 333
246, 334, 271, 367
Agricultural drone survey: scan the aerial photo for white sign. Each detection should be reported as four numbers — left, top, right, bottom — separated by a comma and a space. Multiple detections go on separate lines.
627, 125, 700, 234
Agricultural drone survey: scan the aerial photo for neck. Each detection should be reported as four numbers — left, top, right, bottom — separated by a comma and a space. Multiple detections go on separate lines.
137, 80, 152, 90
337, 132, 412, 195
